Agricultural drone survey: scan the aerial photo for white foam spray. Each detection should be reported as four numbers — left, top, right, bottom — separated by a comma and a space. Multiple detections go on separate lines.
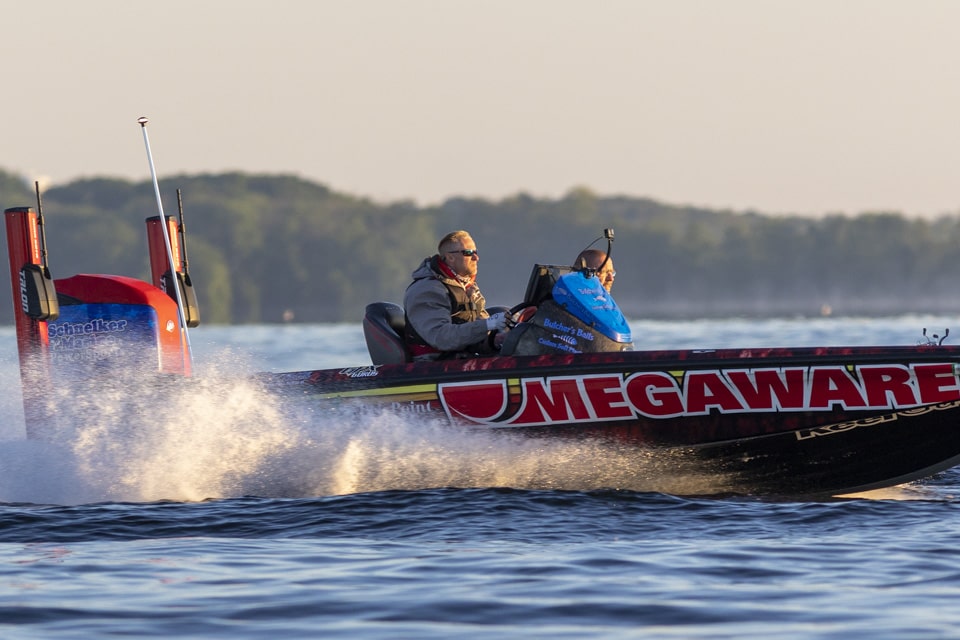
0, 344, 733, 505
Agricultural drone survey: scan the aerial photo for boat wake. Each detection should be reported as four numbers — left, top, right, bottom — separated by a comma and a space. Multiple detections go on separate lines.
0, 354, 737, 505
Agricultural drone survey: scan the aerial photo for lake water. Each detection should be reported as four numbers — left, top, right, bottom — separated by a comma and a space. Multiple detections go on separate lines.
2, 316, 960, 639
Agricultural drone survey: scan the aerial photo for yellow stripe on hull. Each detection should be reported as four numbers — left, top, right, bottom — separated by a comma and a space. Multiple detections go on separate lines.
313, 383, 437, 400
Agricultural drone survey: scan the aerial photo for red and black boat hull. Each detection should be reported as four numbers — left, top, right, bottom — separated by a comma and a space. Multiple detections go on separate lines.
260, 345, 960, 497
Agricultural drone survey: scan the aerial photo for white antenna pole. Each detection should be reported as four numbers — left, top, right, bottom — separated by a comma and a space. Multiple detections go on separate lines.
137, 116, 194, 372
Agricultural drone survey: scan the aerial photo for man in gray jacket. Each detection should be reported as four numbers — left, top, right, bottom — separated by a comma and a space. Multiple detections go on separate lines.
403, 230, 508, 360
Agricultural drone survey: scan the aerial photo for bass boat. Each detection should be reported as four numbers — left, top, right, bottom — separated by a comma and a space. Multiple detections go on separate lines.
7, 186, 960, 498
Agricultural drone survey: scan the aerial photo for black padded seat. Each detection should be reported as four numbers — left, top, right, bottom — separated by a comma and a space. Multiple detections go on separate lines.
362, 302, 410, 365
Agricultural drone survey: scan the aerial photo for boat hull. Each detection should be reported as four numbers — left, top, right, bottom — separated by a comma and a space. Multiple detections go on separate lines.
680, 399, 960, 496
261, 345, 960, 497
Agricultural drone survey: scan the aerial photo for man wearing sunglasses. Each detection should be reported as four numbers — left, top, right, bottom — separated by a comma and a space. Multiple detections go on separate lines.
404, 230, 508, 360
575, 249, 616, 293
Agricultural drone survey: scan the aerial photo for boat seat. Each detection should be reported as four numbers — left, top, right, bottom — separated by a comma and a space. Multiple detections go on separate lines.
521, 264, 573, 306
362, 301, 411, 365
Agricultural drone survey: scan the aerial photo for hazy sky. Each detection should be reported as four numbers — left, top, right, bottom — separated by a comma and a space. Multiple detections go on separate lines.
5, 1, 960, 216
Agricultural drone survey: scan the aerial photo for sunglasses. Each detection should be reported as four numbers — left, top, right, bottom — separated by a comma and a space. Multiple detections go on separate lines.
447, 249, 478, 257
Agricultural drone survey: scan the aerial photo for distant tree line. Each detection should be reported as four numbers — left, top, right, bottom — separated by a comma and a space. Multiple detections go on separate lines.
1, 168, 959, 324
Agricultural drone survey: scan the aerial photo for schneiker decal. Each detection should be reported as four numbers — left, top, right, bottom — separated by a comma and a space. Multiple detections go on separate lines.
437, 363, 960, 427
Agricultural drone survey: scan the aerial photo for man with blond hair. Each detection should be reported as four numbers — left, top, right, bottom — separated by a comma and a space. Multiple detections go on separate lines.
404, 230, 508, 360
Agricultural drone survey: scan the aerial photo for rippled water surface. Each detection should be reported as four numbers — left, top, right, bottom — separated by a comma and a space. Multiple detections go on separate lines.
2, 317, 960, 639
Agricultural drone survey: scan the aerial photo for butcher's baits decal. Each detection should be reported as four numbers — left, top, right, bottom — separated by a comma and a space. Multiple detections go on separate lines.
438, 363, 960, 427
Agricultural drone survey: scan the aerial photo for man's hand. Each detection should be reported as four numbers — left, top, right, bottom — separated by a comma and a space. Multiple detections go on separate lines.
486, 312, 508, 332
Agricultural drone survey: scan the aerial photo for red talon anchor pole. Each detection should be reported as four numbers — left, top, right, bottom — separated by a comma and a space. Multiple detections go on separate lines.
5, 183, 60, 438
